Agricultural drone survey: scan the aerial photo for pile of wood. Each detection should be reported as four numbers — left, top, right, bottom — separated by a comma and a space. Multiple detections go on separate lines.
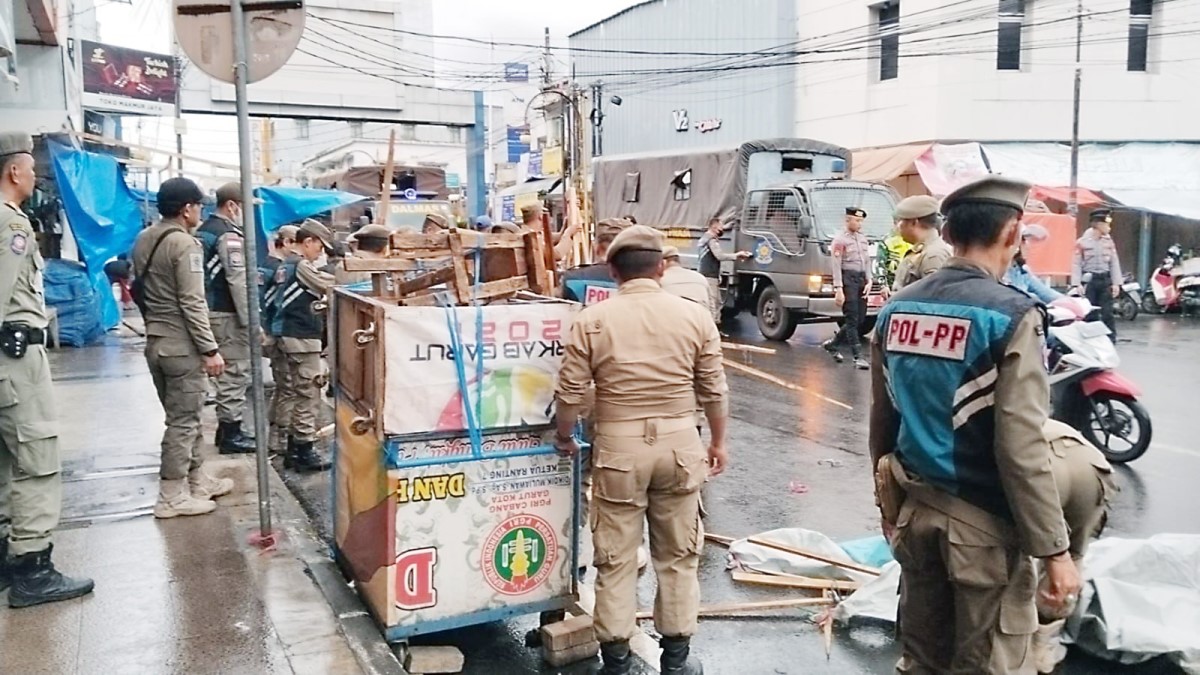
342, 228, 553, 305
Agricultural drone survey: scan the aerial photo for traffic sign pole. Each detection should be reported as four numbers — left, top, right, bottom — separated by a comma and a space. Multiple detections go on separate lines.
232, 0, 273, 539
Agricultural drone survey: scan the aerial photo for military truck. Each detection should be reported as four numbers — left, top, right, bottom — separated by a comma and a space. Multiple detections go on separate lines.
311, 164, 456, 234
592, 139, 898, 340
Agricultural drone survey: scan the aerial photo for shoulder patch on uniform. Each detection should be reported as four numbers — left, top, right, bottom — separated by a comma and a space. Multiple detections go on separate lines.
274, 266, 288, 283
9, 221, 25, 231
189, 251, 203, 273
585, 319, 602, 334
226, 237, 243, 248
10, 232, 27, 255
884, 312, 971, 361
229, 248, 245, 268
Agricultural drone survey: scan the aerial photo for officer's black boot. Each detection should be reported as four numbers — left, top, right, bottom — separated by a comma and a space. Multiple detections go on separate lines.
660, 636, 703, 675
289, 440, 331, 473
218, 421, 256, 455
0, 539, 11, 593
598, 640, 633, 675
283, 436, 296, 469
8, 544, 94, 608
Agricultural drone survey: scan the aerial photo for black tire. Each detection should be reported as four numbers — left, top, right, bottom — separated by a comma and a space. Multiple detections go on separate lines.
756, 285, 798, 341
1116, 294, 1139, 321
1078, 393, 1152, 464
1142, 292, 1163, 314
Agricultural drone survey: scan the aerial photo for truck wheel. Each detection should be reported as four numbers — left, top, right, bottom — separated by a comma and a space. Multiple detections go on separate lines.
756, 285, 798, 341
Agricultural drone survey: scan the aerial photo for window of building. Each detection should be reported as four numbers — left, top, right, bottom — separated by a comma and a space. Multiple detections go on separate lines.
997, 0, 1025, 70
296, 119, 310, 140
875, 2, 900, 81
672, 169, 692, 202
400, 124, 417, 141
350, 121, 364, 138
1128, 0, 1153, 72
623, 172, 641, 203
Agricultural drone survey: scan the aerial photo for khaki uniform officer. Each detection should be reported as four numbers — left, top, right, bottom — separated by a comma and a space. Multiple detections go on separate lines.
870, 176, 1081, 674
1070, 209, 1122, 341
661, 246, 713, 315
890, 195, 952, 293
133, 177, 235, 520
260, 224, 298, 453
824, 207, 873, 369
555, 225, 728, 675
0, 132, 93, 609
271, 220, 335, 473
196, 182, 255, 454
335, 223, 391, 286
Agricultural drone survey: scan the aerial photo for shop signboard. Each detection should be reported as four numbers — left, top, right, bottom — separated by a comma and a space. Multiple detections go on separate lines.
80, 40, 176, 116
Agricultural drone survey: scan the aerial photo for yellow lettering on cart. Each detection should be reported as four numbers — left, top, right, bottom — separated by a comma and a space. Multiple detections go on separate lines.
396, 473, 467, 503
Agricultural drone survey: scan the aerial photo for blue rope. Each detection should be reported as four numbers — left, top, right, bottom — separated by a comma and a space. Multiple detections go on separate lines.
438, 243, 488, 460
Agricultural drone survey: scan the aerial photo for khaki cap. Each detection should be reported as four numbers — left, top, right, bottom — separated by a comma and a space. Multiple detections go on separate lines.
354, 224, 391, 242
276, 225, 299, 241
596, 217, 629, 238
607, 225, 664, 259
215, 182, 242, 206
423, 213, 449, 230
662, 245, 681, 259
0, 132, 33, 158
520, 203, 543, 222
297, 219, 335, 252
941, 175, 1032, 213
893, 195, 940, 220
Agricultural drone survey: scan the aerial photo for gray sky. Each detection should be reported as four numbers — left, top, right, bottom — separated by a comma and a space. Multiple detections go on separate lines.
95, 0, 639, 171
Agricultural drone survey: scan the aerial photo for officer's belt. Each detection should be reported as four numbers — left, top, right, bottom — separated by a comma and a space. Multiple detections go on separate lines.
0, 323, 46, 345
594, 415, 696, 439
890, 456, 1015, 542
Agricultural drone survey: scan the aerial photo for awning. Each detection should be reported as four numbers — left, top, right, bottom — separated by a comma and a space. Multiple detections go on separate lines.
852, 143, 930, 183
1029, 185, 1108, 208
494, 176, 564, 199
982, 143, 1200, 220
851, 143, 990, 197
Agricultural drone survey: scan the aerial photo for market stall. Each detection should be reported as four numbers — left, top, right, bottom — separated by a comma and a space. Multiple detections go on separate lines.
330, 229, 582, 641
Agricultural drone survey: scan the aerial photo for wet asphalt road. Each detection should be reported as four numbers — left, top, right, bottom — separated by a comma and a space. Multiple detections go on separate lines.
284, 313, 1199, 674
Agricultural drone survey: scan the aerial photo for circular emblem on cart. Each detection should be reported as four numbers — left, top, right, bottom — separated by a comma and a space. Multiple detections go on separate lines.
754, 238, 773, 265
482, 514, 558, 596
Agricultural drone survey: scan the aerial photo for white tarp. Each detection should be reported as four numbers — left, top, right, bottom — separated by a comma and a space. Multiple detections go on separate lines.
981, 143, 1200, 220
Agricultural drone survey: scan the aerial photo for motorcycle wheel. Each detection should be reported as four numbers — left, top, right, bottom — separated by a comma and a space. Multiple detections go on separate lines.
1078, 393, 1152, 464
1117, 294, 1139, 321
1141, 293, 1164, 314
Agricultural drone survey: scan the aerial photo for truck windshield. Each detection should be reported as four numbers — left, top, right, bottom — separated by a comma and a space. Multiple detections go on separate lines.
808, 185, 897, 240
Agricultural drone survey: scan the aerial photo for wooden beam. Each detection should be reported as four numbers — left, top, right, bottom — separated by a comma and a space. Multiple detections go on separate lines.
471, 277, 529, 301
721, 342, 777, 355
731, 571, 861, 593
746, 537, 881, 577
636, 597, 832, 620
704, 533, 736, 547
395, 267, 457, 296
377, 128, 396, 225
343, 257, 432, 272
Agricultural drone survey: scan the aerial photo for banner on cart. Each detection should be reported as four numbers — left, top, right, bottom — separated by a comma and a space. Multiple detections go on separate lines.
382, 302, 579, 436
386, 450, 575, 627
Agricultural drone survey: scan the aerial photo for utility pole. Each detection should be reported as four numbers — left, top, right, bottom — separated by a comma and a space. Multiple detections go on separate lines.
589, 81, 605, 158
542, 27, 552, 86
174, 48, 184, 175
1068, 0, 1083, 217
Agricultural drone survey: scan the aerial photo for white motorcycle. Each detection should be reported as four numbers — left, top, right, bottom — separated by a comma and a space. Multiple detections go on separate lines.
1047, 297, 1152, 463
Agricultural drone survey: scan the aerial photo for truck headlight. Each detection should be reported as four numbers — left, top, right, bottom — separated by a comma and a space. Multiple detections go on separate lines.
808, 275, 823, 294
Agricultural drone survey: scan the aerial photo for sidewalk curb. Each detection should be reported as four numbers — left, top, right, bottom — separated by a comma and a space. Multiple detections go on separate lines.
262, 465, 408, 675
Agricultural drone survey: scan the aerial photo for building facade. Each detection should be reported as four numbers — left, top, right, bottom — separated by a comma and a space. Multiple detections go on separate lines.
1, 0, 97, 135
570, 0, 1199, 153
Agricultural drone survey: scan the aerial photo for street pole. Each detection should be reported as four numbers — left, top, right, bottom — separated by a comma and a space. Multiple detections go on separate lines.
1068, 0, 1082, 217
231, 0, 272, 539
174, 48, 184, 175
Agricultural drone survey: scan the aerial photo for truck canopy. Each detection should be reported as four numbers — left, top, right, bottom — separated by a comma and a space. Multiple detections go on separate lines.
592, 139, 852, 232
311, 164, 450, 200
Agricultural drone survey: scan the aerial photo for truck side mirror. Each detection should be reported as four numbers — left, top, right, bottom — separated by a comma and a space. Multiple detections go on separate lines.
798, 215, 815, 239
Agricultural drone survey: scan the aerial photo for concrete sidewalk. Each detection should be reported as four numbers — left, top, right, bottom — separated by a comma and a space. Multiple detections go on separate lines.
0, 327, 383, 675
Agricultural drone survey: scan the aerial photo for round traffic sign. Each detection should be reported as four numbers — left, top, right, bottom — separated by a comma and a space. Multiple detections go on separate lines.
174, 0, 305, 84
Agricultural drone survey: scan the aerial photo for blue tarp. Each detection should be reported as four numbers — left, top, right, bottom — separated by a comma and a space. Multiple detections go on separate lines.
49, 142, 143, 332
44, 259, 105, 346
253, 186, 367, 263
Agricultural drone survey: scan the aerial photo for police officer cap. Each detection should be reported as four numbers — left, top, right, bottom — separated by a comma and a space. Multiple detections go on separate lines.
662, 245, 681, 260
297, 219, 335, 252
276, 225, 299, 241
941, 175, 1032, 214
845, 206, 867, 218
1089, 208, 1114, 224
215, 182, 242, 206
157, 177, 205, 209
607, 225, 664, 260
893, 195, 940, 220
354, 224, 391, 242
520, 203, 543, 222
597, 217, 629, 238
0, 132, 34, 159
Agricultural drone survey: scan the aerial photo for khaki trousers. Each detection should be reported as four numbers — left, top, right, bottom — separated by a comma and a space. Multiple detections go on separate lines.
265, 340, 291, 434
591, 417, 706, 643
892, 501, 1037, 674
145, 338, 207, 481
280, 347, 322, 442
210, 314, 249, 424
705, 278, 722, 323
0, 346, 62, 556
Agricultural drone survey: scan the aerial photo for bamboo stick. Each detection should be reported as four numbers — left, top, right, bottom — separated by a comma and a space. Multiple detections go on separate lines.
636, 597, 832, 620
746, 537, 881, 577
731, 571, 861, 593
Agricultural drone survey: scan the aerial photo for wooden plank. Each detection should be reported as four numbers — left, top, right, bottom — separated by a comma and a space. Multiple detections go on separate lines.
471, 277, 529, 301
343, 257, 430, 272
395, 267, 457, 296
704, 533, 736, 547
721, 342, 776, 355
391, 231, 527, 252
446, 232, 473, 305
636, 597, 831, 620
524, 231, 550, 296
377, 128, 396, 224
746, 537, 881, 577
731, 571, 860, 593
